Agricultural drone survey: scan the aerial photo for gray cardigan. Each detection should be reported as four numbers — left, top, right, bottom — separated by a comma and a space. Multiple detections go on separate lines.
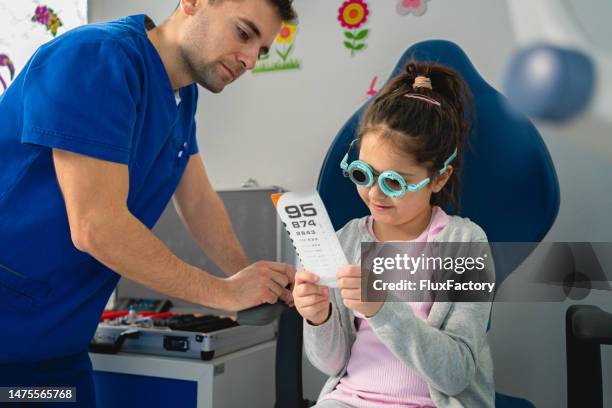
304, 215, 495, 408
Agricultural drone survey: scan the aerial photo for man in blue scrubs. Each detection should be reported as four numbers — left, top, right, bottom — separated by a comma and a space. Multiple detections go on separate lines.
0, 0, 297, 405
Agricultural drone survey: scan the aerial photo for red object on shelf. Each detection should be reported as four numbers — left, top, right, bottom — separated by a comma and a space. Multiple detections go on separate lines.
100, 310, 174, 322
100, 310, 128, 321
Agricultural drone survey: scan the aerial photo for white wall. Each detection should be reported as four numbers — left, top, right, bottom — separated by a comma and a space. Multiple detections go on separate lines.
88, 1, 612, 407
89, 0, 515, 191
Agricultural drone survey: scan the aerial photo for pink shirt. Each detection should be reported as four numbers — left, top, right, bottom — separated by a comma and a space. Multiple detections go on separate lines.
321, 206, 450, 408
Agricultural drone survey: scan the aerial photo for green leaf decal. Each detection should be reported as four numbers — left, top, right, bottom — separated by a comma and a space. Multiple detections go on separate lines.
355, 29, 369, 40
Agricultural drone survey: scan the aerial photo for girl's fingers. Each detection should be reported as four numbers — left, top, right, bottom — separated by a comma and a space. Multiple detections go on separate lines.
294, 282, 328, 297
337, 265, 361, 279
340, 288, 360, 301
296, 294, 329, 308
295, 270, 320, 285
337, 277, 360, 290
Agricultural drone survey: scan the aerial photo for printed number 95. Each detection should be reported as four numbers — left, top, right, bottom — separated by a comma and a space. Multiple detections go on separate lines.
285, 203, 317, 218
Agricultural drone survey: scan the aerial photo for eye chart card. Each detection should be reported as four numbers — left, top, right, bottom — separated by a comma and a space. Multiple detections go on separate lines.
272, 191, 347, 287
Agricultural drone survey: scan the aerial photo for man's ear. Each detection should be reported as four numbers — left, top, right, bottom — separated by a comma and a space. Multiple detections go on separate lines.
431, 165, 453, 193
179, 0, 199, 16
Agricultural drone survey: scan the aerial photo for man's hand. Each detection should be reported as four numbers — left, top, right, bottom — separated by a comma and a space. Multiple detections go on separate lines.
220, 261, 295, 312
293, 270, 330, 325
337, 265, 383, 317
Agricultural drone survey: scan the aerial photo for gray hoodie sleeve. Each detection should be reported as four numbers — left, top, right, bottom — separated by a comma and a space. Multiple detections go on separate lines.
303, 289, 350, 377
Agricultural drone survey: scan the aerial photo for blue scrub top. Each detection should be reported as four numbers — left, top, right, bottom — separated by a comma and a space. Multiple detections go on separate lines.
0, 15, 199, 364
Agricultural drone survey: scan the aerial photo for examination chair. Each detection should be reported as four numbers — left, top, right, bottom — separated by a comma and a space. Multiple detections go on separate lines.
243, 40, 560, 408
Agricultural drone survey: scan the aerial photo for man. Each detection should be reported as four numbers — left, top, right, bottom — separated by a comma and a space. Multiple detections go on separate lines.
0, 0, 297, 405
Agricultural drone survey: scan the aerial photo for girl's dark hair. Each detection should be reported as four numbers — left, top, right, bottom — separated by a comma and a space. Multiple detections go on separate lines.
358, 61, 474, 212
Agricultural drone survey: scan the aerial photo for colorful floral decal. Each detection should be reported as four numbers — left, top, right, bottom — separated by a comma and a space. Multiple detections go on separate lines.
396, 0, 430, 16
0, 54, 15, 92
276, 23, 297, 44
32, 5, 63, 37
338, 0, 370, 56
253, 22, 301, 73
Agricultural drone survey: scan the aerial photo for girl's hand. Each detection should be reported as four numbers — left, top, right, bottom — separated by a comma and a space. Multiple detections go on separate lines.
293, 270, 331, 325
337, 265, 383, 317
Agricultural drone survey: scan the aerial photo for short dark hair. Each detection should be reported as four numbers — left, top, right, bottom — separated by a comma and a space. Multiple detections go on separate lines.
206, 0, 298, 24
267, 0, 298, 24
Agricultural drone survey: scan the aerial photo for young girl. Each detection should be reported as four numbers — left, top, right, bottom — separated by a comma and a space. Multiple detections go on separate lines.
293, 62, 495, 408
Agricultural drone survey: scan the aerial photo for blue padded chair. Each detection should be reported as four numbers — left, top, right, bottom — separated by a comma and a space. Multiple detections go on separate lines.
316, 40, 560, 408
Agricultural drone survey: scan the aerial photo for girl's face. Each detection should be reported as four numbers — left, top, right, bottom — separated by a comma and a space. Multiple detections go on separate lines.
356, 132, 449, 234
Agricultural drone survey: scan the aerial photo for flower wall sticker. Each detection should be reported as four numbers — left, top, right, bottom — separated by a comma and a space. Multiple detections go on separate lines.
253, 22, 301, 73
0, 54, 16, 92
338, 0, 370, 56
396, 0, 430, 16
32, 5, 63, 37
275, 23, 297, 60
